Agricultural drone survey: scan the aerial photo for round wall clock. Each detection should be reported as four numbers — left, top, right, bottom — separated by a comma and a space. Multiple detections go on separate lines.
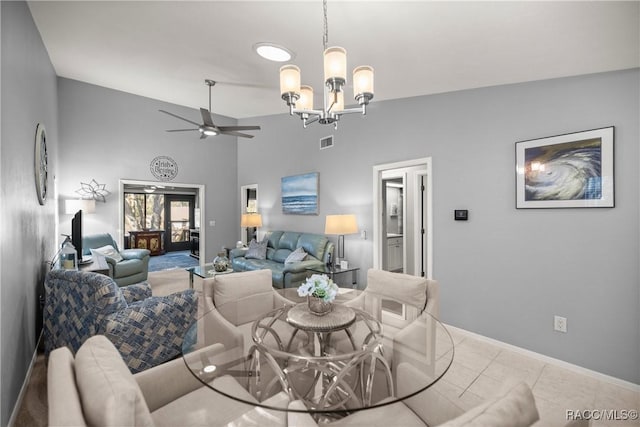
34, 123, 48, 205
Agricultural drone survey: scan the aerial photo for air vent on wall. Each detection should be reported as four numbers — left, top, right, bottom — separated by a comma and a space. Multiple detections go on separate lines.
320, 135, 334, 150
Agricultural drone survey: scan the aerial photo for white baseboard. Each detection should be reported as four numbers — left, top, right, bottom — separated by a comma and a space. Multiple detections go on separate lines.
8, 331, 43, 427
445, 323, 640, 393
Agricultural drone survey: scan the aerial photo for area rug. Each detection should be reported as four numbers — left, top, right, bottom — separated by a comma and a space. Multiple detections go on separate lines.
148, 250, 199, 272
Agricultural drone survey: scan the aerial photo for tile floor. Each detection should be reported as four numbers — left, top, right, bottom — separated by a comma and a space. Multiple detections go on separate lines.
434, 327, 640, 427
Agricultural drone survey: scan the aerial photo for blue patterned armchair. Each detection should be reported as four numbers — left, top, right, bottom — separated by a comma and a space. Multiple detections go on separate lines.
44, 269, 197, 373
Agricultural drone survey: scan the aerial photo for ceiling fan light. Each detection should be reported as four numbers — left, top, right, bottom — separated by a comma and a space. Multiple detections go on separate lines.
299, 85, 314, 110
353, 66, 374, 103
203, 128, 218, 136
254, 43, 294, 62
279, 65, 301, 97
324, 46, 347, 87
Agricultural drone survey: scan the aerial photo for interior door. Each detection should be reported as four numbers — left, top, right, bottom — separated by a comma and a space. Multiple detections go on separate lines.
164, 195, 195, 252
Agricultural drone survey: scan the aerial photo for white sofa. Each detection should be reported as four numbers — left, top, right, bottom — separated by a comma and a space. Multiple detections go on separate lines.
48, 335, 288, 427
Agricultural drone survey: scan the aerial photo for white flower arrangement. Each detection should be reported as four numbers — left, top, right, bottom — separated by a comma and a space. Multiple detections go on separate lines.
297, 274, 339, 303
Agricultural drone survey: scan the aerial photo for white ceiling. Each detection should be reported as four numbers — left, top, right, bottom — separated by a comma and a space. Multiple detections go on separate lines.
28, 1, 639, 119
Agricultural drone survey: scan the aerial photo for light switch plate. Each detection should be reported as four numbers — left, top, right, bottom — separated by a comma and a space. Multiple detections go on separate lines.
454, 210, 468, 221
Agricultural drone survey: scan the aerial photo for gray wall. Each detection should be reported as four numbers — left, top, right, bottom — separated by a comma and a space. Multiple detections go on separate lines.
57, 78, 239, 264
237, 69, 640, 384
1, 2, 59, 425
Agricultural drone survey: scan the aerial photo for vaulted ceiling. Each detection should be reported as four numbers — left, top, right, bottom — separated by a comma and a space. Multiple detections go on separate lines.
28, 1, 639, 119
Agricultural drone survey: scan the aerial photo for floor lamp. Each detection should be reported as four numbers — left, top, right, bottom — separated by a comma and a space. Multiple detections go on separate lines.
325, 214, 358, 265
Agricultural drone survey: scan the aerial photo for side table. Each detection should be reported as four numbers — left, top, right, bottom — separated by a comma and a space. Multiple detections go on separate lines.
306, 265, 359, 287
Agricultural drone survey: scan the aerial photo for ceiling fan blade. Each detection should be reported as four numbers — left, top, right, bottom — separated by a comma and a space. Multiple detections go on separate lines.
217, 125, 261, 132
159, 110, 201, 127
166, 129, 199, 132
200, 108, 215, 127
219, 130, 255, 139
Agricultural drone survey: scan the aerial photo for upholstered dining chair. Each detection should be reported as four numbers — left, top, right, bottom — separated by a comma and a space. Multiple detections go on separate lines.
44, 269, 198, 373
201, 268, 295, 354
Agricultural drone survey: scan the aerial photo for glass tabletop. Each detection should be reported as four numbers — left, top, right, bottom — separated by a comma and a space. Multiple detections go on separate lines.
182, 289, 454, 418
305, 264, 360, 275
185, 263, 234, 279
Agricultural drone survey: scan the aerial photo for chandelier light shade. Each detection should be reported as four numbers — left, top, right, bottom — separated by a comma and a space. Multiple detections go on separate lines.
353, 66, 374, 104
299, 85, 314, 111
279, 65, 301, 98
279, 0, 374, 129
240, 213, 263, 228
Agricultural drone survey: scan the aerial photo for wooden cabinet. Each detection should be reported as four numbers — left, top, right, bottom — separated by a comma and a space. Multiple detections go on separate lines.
387, 236, 403, 272
129, 230, 165, 256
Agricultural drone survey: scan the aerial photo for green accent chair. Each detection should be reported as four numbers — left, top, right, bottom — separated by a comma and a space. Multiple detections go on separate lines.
83, 233, 150, 287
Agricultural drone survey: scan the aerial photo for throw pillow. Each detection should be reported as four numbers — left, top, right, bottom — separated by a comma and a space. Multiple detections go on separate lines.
92, 245, 123, 263
285, 247, 307, 264
245, 239, 267, 260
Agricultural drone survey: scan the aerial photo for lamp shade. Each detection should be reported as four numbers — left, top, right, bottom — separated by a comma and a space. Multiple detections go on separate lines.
241, 213, 263, 228
299, 85, 314, 110
325, 214, 358, 235
353, 66, 374, 98
65, 199, 96, 214
324, 46, 347, 83
279, 65, 301, 96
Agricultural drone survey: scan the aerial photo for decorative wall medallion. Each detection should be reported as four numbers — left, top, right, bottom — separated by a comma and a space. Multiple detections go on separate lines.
34, 123, 48, 205
150, 156, 178, 181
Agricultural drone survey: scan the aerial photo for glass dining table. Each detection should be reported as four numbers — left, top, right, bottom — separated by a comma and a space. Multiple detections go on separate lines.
181, 288, 454, 421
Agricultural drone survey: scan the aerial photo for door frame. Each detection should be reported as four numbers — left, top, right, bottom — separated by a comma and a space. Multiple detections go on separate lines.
239, 183, 259, 243
372, 158, 433, 279
118, 179, 206, 265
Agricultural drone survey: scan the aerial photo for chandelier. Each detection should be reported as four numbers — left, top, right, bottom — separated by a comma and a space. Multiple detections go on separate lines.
279, 0, 374, 129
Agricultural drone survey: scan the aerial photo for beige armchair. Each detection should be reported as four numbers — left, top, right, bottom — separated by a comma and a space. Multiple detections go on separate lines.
341, 269, 439, 364
48, 335, 288, 427
201, 269, 294, 353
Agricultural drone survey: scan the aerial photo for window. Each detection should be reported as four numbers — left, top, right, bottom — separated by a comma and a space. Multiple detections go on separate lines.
124, 193, 165, 234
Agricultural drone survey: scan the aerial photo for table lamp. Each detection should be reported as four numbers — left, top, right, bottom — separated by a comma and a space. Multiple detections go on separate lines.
325, 214, 358, 264
241, 213, 262, 242
64, 199, 96, 214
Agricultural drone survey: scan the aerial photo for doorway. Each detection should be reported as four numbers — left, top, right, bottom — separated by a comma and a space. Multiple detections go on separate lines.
373, 158, 432, 279
119, 179, 206, 265
239, 184, 259, 244
164, 195, 195, 252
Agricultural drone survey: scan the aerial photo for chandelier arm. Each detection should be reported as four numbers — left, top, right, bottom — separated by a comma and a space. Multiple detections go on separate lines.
292, 108, 323, 116
336, 106, 366, 116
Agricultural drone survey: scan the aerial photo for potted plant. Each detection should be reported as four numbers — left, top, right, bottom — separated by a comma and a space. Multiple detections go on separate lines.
297, 274, 339, 316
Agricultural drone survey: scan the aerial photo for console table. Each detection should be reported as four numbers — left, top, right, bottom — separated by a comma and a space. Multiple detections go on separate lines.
129, 230, 165, 256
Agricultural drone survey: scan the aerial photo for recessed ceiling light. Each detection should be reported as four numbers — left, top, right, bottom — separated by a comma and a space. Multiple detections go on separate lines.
254, 43, 294, 62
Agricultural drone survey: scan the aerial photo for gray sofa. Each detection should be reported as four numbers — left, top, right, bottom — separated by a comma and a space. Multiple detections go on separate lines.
229, 231, 334, 288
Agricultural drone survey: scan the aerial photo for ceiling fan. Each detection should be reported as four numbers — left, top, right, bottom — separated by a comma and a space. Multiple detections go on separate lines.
159, 79, 261, 139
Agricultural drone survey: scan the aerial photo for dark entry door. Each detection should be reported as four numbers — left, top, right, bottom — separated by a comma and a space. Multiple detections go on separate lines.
164, 195, 195, 252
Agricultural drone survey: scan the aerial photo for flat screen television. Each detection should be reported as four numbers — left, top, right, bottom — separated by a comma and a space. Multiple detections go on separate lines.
71, 210, 83, 261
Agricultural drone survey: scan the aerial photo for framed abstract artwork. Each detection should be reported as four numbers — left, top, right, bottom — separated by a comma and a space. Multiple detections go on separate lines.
515, 127, 614, 208
281, 172, 319, 215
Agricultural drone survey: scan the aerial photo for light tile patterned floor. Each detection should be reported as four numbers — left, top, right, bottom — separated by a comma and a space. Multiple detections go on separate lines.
436, 327, 640, 427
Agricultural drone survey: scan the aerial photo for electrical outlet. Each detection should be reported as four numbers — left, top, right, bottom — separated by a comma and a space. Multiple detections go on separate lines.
554, 315, 567, 333
209, 220, 216, 227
